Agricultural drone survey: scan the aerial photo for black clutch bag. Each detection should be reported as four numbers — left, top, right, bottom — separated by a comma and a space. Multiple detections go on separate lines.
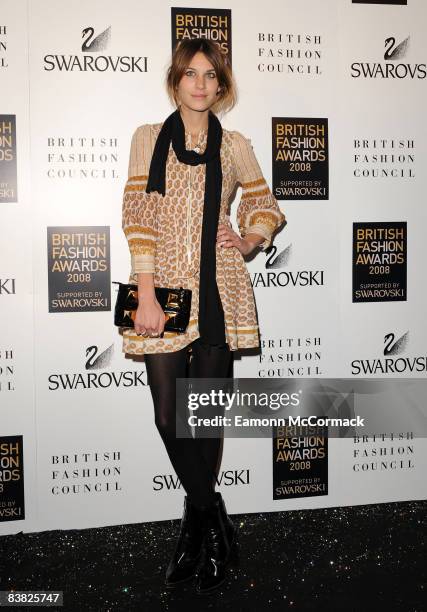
112, 282, 192, 334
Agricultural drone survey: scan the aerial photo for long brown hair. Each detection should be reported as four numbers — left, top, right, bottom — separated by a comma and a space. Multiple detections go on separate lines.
166, 39, 237, 115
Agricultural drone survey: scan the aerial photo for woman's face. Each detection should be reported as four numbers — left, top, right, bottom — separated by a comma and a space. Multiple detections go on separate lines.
176, 51, 220, 114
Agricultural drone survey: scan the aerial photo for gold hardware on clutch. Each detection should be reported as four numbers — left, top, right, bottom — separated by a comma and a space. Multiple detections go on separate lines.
166, 291, 180, 309
124, 309, 135, 321
113, 281, 191, 333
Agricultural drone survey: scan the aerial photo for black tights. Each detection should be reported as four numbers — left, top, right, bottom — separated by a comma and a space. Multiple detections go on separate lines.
144, 338, 233, 510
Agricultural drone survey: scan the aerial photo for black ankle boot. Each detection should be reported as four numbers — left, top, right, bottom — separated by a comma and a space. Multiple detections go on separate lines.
195, 496, 232, 594
165, 496, 204, 587
215, 491, 237, 548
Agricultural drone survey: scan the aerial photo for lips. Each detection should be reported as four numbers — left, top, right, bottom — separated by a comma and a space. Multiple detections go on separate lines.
192, 95, 207, 98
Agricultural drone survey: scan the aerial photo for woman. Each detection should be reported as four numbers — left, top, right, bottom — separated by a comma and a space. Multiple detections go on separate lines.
121, 38, 286, 594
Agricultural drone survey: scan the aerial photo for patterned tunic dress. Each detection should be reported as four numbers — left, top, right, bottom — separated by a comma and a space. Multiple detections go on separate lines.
121, 121, 286, 355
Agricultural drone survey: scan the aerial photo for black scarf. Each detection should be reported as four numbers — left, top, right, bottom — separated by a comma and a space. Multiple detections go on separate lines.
146, 109, 226, 346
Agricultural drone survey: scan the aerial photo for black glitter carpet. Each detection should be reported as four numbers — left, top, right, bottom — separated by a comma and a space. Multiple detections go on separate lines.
0, 501, 425, 612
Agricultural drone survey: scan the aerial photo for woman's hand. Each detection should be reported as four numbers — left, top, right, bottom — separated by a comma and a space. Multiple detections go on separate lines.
134, 297, 165, 338
217, 223, 259, 257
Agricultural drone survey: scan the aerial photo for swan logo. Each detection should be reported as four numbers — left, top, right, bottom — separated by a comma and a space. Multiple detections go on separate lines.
383, 330, 408, 355
47, 343, 147, 390
81, 26, 111, 53
44, 26, 148, 73
351, 35, 426, 79
85, 343, 114, 369
153, 469, 250, 491
351, 330, 427, 375
383, 36, 409, 60
250, 243, 324, 289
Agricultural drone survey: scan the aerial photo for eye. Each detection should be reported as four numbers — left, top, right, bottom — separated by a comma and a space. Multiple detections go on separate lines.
207, 72, 217, 79
185, 69, 195, 76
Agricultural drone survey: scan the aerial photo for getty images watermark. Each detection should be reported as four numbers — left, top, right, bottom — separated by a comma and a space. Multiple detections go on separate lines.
174, 378, 427, 439
186, 388, 365, 429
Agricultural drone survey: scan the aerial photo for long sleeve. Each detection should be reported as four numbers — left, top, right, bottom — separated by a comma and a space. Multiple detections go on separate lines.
233, 130, 286, 250
122, 124, 158, 273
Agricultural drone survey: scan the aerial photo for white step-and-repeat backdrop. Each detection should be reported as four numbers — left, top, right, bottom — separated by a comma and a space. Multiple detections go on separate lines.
1, 0, 426, 535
